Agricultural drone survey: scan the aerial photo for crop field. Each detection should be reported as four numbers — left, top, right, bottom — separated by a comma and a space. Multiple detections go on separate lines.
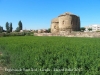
0, 36, 100, 75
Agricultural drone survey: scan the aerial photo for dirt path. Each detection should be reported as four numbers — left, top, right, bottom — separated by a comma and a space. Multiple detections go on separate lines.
0, 52, 5, 75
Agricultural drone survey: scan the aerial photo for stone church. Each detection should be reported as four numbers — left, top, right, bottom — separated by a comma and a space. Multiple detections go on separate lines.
51, 12, 80, 33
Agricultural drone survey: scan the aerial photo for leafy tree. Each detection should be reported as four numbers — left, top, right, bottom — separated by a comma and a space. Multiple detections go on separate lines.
0, 26, 3, 33
15, 27, 20, 32
9, 23, 13, 32
88, 28, 92, 31
18, 20, 22, 30
80, 27, 85, 32
6, 22, 10, 33
47, 28, 51, 33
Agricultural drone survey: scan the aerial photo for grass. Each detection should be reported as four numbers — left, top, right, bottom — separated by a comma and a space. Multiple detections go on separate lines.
0, 36, 100, 75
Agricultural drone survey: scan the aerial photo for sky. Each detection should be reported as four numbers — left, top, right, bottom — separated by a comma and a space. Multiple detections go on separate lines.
0, 0, 100, 30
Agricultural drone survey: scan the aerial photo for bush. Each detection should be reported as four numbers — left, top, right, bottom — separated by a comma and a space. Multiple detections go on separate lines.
80, 27, 85, 32
25, 32, 34, 36
0, 33, 10, 37
9, 32, 26, 36
0, 32, 34, 37
96, 31, 100, 32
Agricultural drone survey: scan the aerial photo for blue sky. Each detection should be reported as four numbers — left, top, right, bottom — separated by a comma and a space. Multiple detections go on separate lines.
0, 0, 100, 30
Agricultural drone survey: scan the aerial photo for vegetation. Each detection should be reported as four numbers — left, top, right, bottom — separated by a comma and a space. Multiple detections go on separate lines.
9, 23, 13, 32
47, 28, 51, 33
18, 20, 23, 31
96, 31, 100, 32
5, 22, 10, 33
15, 27, 20, 32
0, 32, 34, 37
80, 27, 85, 32
15, 21, 23, 32
88, 28, 92, 31
0, 36, 100, 75
0, 20, 23, 33
0, 26, 3, 33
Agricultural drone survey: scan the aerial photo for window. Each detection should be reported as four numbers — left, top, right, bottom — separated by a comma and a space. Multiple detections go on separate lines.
62, 21, 64, 25
54, 26, 56, 29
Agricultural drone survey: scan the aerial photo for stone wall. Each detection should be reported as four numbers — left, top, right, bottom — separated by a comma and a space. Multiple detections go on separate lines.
34, 32, 100, 37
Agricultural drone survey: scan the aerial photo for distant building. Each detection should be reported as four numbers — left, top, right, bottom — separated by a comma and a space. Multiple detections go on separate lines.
37, 29, 48, 33
85, 24, 100, 32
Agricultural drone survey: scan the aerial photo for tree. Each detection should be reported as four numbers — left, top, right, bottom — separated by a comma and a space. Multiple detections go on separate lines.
15, 27, 20, 32
9, 23, 13, 32
88, 28, 92, 31
0, 26, 3, 33
80, 27, 85, 32
6, 22, 10, 33
18, 20, 22, 30
47, 28, 51, 33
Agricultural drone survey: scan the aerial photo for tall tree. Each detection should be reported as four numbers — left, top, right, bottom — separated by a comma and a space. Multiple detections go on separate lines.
6, 22, 10, 33
18, 20, 22, 30
0, 26, 3, 33
9, 22, 13, 32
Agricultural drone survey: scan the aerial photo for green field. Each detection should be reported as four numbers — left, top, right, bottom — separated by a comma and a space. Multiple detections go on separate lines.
0, 36, 100, 75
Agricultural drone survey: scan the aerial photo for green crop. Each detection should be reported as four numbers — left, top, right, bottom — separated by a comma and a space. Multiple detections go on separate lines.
0, 36, 100, 75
